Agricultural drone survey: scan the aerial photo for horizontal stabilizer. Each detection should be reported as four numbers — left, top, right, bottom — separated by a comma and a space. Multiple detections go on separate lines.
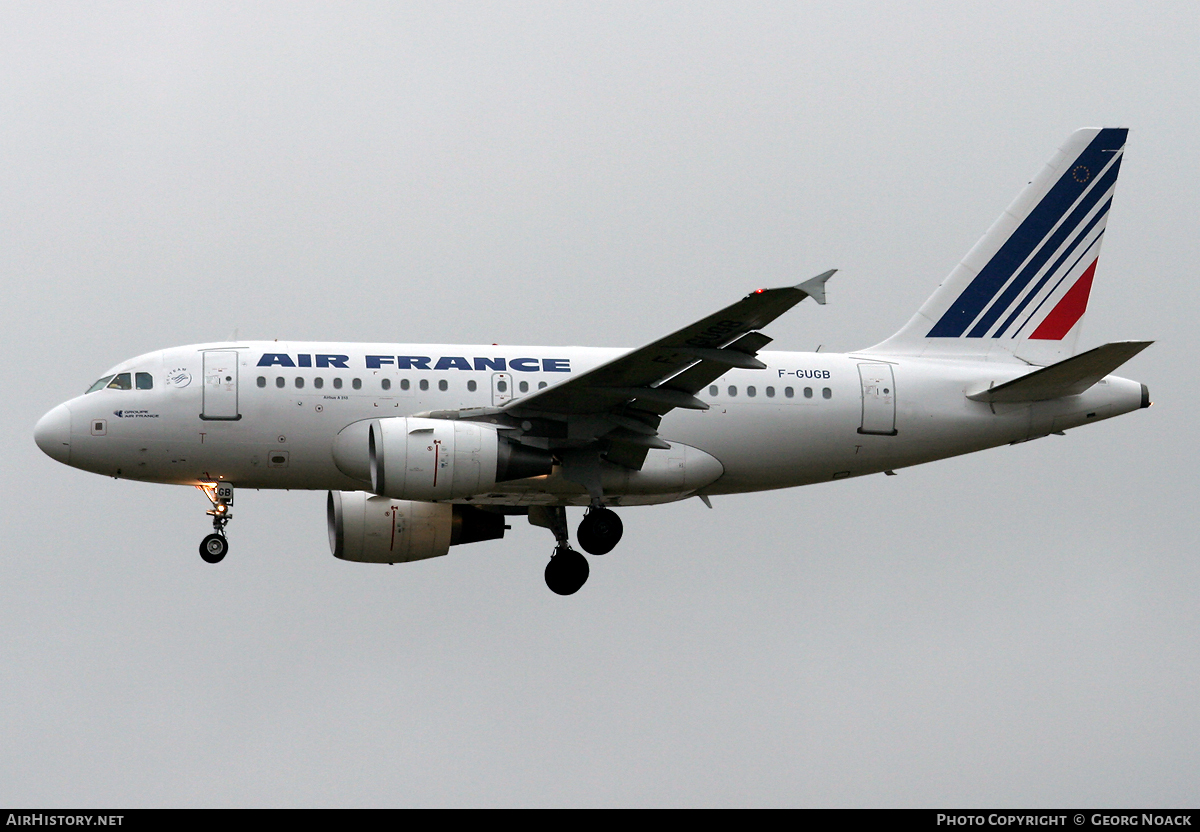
967, 341, 1152, 403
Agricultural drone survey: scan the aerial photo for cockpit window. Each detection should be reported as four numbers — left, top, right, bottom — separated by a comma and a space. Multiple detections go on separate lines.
106, 373, 132, 390
86, 375, 115, 394
135, 372, 153, 390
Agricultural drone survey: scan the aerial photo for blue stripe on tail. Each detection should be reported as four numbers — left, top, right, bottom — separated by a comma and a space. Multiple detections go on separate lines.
967, 160, 1121, 337
927, 128, 1127, 338
993, 198, 1112, 338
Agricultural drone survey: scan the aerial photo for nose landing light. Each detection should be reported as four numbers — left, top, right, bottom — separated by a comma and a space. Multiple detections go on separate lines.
34, 403, 72, 464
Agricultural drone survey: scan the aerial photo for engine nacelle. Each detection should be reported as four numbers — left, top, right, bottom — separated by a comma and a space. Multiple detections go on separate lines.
327, 490, 508, 564
332, 417, 553, 501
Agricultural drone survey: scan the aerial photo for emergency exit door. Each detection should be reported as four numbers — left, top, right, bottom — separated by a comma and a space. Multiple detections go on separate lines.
492, 373, 513, 406
202, 351, 241, 420
857, 363, 896, 436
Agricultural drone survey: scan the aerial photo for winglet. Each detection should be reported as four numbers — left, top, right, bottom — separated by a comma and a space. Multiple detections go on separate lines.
796, 269, 837, 305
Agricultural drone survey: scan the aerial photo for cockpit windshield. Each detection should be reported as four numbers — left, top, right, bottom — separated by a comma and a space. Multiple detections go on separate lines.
84, 371, 154, 394
85, 375, 114, 394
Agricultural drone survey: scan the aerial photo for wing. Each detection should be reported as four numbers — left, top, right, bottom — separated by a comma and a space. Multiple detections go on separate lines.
502, 270, 836, 469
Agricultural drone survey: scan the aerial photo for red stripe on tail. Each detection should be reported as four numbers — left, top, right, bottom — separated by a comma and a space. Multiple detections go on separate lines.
1030, 259, 1098, 340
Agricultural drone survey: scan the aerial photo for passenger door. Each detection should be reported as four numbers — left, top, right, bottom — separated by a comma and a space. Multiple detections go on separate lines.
202, 351, 241, 420
857, 363, 896, 435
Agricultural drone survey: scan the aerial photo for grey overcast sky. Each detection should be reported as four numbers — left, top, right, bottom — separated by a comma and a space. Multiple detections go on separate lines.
3, 1, 1197, 808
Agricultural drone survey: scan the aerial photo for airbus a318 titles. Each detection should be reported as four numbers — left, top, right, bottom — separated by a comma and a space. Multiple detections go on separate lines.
35, 129, 1152, 594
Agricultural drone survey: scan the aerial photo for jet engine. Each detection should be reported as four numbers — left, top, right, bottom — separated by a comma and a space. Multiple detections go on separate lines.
332, 417, 553, 501
327, 490, 509, 563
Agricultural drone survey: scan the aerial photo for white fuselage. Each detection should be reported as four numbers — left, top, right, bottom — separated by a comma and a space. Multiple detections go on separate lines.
39, 341, 1146, 506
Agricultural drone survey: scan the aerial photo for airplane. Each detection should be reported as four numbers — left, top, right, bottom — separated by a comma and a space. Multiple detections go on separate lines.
34, 127, 1152, 595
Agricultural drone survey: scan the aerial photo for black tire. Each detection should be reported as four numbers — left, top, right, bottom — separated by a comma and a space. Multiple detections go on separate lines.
200, 533, 228, 564
544, 548, 589, 595
577, 508, 623, 555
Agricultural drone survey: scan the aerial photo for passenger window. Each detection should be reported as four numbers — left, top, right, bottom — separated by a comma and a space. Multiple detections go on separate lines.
438, 380, 448, 392
822, 387, 832, 399
804, 387, 813, 398
135, 372, 153, 390
785, 387, 794, 398
467, 380, 477, 392
107, 373, 132, 390
352, 378, 362, 390
709, 385, 718, 396
276, 377, 285, 388
538, 382, 547, 389
747, 386, 756, 397
766, 386, 775, 398
314, 377, 324, 389
400, 378, 410, 391
727, 386, 737, 397
333, 377, 343, 389
519, 381, 529, 393
256, 376, 266, 388
86, 375, 115, 394
295, 377, 304, 389
381, 378, 391, 391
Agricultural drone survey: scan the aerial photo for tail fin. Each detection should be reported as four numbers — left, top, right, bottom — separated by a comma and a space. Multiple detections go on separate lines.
866, 128, 1128, 365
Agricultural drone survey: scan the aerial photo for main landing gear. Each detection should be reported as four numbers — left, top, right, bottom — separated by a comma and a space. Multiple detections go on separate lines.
530, 505, 624, 595
545, 544, 589, 596
577, 507, 623, 555
197, 483, 234, 564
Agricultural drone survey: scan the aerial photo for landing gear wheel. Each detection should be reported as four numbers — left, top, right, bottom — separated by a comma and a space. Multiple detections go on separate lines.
577, 508, 623, 555
544, 548, 589, 595
200, 533, 228, 564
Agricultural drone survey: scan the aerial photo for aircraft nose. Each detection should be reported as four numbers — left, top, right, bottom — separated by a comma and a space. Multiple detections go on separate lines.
34, 403, 72, 464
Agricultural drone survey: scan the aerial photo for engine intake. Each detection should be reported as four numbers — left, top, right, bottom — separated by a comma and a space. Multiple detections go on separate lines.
328, 491, 508, 563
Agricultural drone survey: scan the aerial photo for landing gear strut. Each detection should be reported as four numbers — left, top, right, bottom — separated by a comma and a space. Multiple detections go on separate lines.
198, 482, 233, 564
530, 506, 589, 595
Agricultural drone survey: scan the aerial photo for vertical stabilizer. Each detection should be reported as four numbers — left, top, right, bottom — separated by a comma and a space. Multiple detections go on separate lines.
866, 128, 1128, 365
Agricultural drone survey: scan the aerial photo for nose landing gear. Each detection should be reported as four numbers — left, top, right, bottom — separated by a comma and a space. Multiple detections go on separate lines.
197, 482, 233, 564
200, 533, 228, 563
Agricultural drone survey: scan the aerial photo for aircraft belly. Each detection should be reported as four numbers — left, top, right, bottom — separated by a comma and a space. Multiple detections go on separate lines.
662, 396, 891, 492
